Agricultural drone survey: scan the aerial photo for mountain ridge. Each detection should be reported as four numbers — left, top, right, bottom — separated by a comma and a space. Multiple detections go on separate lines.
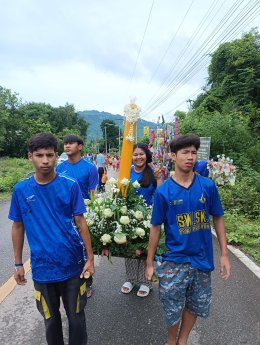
78, 110, 157, 139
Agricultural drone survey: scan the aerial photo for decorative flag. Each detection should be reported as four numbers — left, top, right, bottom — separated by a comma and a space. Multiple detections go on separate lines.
143, 126, 150, 136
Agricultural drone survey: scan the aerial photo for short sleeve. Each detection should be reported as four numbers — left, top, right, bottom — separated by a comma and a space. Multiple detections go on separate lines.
8, 188, 23, 221
209, 182, 224, 216
88, 165, 99, 191
70, 182, 87, 215
151, 190, 167, 225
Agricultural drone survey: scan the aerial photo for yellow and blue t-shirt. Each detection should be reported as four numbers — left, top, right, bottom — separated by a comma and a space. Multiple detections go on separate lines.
151, 174, 223, 271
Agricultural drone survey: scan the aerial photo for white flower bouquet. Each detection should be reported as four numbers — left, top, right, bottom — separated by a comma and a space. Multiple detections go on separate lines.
207, 154, 236, 186
84, 177, 152, 260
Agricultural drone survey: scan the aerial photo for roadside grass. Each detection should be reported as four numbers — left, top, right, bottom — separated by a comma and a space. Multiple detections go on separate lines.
224, 212, 260, 264
0, 157, 33, 200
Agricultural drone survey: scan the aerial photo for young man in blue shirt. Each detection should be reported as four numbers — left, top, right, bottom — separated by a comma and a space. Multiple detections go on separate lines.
146, 134, 231, 345
56, 134, 98, 200
56, 134, 98, 298
9, 133, 95, 345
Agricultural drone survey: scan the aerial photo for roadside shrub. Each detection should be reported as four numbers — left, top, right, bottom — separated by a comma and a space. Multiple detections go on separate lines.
224, 212, 260, 263
219, 171, 260, 220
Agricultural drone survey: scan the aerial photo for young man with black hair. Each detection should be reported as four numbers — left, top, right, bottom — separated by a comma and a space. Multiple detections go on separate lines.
146, 134, 231, 345
9, 133, 94, 345
56, 134, 98, 200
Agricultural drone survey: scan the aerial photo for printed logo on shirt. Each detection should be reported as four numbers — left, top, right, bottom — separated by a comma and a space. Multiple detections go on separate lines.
170, 199, 183, 206
26, 195, 35, 202
176, 210, 210, 234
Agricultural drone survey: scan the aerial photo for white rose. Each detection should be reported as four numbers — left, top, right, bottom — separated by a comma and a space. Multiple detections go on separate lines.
135, 227, 146, 238
100, 234, 112, 245
143, 220, 151, 228
84, 199, 91, 205
121, 178, 130, 186
120, 216, 130, 225
107, 177, 117, 185
132, 180, 141, 188
134, 210, 143, 220
114, 233, 127, 244
120, 206, 128, 214
103, 208, 113, 218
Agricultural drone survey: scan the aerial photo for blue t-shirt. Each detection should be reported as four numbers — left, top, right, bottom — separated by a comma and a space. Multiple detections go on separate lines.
56, 158, 98, 199
96, 153, 105, 168
151, 174, 223, 271
130, 166, 156, 206
8, 174, 87, 283
194, 160, 209, 177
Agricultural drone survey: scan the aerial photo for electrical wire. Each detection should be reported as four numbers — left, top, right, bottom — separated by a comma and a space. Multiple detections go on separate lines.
148, 0, 195, 84
141, 0, 260, 117
145, 0, 260, 115
129, 0, 155, 93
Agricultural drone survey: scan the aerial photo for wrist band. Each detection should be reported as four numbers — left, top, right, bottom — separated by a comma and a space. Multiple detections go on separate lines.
14, 263, 23, 267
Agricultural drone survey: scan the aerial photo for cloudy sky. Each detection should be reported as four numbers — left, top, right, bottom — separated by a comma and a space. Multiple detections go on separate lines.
1, 0, 259, 122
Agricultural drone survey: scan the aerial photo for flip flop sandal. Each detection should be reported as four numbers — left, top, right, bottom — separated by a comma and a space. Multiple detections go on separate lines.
137, 284, 150, 297
121, 281, 134, 294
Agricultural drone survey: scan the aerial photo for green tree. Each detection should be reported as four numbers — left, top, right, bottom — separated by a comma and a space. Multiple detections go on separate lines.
208, 30, 260, 105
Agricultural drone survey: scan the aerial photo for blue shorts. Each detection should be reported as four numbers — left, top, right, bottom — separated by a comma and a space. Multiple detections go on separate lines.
156, 261, 212, 327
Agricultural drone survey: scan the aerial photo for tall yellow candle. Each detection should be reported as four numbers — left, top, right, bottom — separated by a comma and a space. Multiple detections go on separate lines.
118, 102, 141, 195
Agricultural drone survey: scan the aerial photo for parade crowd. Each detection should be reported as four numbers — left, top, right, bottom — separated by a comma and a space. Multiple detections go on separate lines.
8, 132, 230, 345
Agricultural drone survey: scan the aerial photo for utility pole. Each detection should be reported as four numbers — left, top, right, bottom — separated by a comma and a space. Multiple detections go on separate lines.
104, 126, 107, 154
186, 99, 193, 112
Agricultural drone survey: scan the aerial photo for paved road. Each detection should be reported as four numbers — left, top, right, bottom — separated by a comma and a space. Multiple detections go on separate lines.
0, 168, 259, 344
0, 200, 30, 285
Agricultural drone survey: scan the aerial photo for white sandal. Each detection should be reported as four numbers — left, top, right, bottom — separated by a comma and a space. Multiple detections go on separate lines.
121, 281, 134, 294
137, 284, 150, 297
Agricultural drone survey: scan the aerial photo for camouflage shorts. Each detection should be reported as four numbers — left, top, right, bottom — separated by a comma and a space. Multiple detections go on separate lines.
156, 261, 212, 327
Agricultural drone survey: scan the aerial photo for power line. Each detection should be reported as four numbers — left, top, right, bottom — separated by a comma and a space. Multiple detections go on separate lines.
148, 0, 195, 84
141, 0, 259, 117
129, 0, 155, 93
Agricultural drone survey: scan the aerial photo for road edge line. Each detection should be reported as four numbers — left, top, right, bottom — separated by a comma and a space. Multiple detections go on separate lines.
0, 259, 30, 304
212, 230, 260, 279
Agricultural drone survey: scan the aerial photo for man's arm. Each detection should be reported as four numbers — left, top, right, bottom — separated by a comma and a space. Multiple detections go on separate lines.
12, 221, 27, 285
146, 225, 161, 280
213, 216, 231, 280
74, 215, 95, 277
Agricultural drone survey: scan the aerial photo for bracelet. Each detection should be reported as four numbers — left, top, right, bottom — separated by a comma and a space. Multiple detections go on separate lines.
14, 263, 23, 267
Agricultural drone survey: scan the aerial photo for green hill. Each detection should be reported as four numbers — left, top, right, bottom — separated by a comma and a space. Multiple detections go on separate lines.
78, 110, 157, 139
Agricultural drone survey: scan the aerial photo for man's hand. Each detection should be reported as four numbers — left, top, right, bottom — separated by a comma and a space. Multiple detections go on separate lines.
219, 254, 231, 280
14, 267, 27, 285
80, 258, 95, 279
145, 263, 154, 281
